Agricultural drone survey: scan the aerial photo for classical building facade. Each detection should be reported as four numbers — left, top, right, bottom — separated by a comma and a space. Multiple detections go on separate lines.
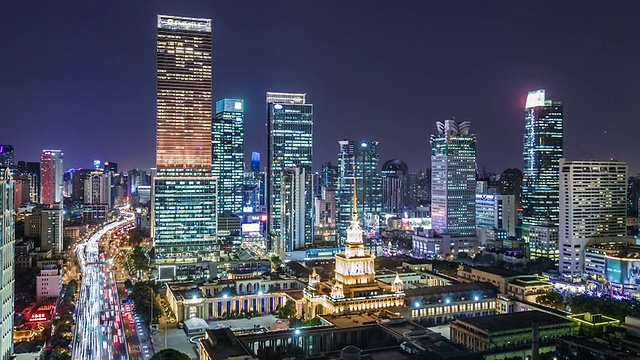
303, 192, 405, 318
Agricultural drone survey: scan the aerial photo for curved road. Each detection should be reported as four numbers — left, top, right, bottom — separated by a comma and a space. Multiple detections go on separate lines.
72, 210, 135, 360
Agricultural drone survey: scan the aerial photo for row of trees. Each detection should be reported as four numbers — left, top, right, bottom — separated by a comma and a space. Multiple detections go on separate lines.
128, 281, 164, 323
536, 292, 640, 322
46, 280, 78, 360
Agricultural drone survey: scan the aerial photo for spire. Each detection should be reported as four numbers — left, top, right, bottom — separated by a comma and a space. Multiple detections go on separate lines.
352, 164, 357, 222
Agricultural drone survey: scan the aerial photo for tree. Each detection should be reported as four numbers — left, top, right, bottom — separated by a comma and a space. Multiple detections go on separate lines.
150, 349, 191, 360
278, 299, 297, 319
536, 292, 565, 310
270, 255, 283, 271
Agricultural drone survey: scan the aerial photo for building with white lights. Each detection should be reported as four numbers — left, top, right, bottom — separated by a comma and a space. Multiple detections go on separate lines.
36, 266, 61, 302
266, 92, 313, 251
559, 159, 627, 278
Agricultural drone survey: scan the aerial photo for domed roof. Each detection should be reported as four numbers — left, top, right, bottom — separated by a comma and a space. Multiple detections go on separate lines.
382, 159, 408, 175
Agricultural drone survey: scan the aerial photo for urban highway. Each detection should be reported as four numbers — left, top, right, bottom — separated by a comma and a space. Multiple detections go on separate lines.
71, 210, 135, 360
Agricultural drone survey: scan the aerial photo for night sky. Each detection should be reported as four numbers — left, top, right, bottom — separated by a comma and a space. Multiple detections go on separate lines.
1, 1, 639, 174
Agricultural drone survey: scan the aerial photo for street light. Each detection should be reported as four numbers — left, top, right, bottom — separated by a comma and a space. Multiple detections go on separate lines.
414, 301, 420, 308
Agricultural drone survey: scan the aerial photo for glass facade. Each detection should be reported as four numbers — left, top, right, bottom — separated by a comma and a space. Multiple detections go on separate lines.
153, 177, 218, 263
522, 89, 563, 234
156, 15, 212, 177
213, 98, 245, 214
266, 93, 313, 249
337, 140, 382, 244
430, 120, 477, 237
153, 15, 217, 264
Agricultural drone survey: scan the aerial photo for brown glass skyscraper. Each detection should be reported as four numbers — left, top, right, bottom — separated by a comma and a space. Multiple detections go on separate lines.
156, 15, 212, 176
153, 15, 217, 278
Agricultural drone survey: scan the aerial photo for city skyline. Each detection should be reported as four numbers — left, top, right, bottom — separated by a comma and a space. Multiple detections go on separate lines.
1, 1, 639, 174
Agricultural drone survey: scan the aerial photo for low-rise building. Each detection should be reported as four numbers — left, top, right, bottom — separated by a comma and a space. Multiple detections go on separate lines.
166, 275, 306, 323
450, 310, 577, 357
402, 282, 499, 325
36, 266, 61, 302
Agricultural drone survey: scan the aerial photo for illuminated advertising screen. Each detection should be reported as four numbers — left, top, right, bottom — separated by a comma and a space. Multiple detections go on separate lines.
606, 258, 640, 285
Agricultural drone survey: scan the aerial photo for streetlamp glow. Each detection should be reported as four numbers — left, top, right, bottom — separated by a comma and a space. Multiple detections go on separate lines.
295, 329, 300, 335
414, 301, 420, 308
258, 291, 263, 296
445, 298, 451, 304
222, 294, 228, 299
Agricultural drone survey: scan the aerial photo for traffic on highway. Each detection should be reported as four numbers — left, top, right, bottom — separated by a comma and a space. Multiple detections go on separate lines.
71, 208, 135, 360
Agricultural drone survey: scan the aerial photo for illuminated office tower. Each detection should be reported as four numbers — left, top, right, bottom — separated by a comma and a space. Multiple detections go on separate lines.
153, 15, 217, 275
0, 168, 14, 358
281, 167, 310, 251
213, 98, 244, 214
266, 92, 313, 249
522, 89, 563, 234
559, 159, 627, 278
40, 150, 63, 205
430, 120, 477, 237
337, 140, 382, 243
381, 159, 409, 214
84, 171, 112, 207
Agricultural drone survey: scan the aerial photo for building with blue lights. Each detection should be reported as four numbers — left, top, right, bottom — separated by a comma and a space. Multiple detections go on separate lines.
337, 140, 382, 244
213, 98, 245, 214
266, 92, 313, 251
522, 89, 563, 236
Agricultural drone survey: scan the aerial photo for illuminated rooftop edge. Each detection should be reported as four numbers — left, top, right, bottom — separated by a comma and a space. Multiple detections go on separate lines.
157, 14, 212, 32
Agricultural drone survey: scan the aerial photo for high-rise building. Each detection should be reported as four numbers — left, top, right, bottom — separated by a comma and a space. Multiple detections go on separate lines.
321, 162, 339, 189
266, 92, 313, 249
559, 159, 627, 278
213, 98, 245, 214
381, 159, 409, 215
628, 174, 640, 219
18, 162, 40, 204
153, 15, 218, 274
84, 170, 112, 207
406, 170, 431, 209
0, 168, 14, 359
522, 89, 563, 234
0, 145, 14, 170
156, 15, 212, 176
103, 161, 117, 173
528, 220, 559, 262
336, 140, 382, 243
498, 168, 523, 204
430, 120, 477, 237
40, 150, 63, 205
281, 167, 310, 251
41, 204, 64, 255
251, 152, 261, 172
475, 194, 517, 245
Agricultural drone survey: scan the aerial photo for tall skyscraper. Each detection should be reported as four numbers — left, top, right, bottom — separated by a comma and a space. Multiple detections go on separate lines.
266, 92, 313, 250
337, 140, 382, 243
559, 159, 627, 278
153, 15, 218, 275
40, 150, 63, 205
0, 168, 14, 359
213, 98, 245, 214
84, 171, 111, 207
321, 162, 339, 189
381, 159, 409, 214
522, 89, 563, 234
430, 119, 477, 237
281, 167, 309, 251
406, 170, 431, 209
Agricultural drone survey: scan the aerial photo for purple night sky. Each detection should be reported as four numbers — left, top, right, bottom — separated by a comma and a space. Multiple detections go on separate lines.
1, 1, 638, 174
